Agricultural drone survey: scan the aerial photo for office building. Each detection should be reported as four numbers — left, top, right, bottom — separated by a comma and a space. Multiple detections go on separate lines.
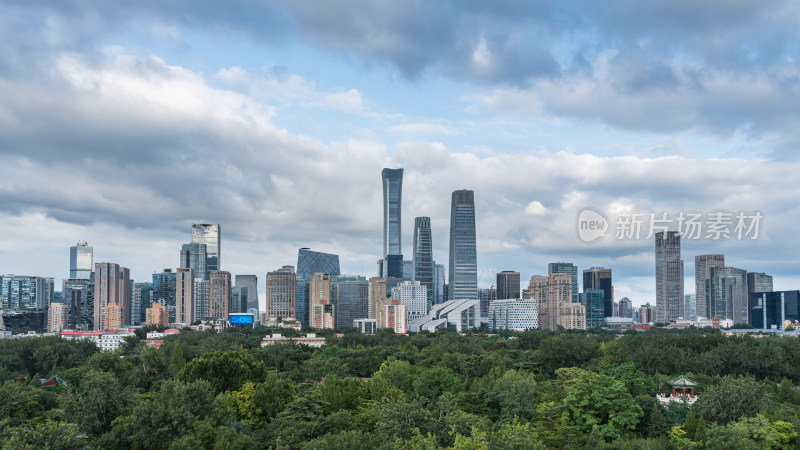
209, 271, 231, 320
747, 272, 774, 300
412, 217, 434, 309
750, 291, 800, 330
354, 318, 377, 334
180, 243, 208, 280
618, 297, 633, 319
266, 266, 296, 321
434, 263, 445, 304
496, 271, 521, 300
684, 294, 697, 320
524, 273, 579, 330
402, 260, 413, 281
152, 269, 177, 322
581, 289, 605, 328
695, 254, 725, 318
583, 267, 613, 317
175, 268, 194, 325
392, 280, 428, 324
146, 302, 168, 327
333, 275, 370, 329
448, 189, 478, 300
93, 263, 130, 330
489, 298, 538, 331
296, 248, 340, 327
368, 276, 390, 321
479, 287, 495, 317
131, 282, 153, 325
710, 267, 748, 324
235, 275, 259, 312
655, 231, 684, 322
48, 302, 70, 332
63, 278, 94, 330
70, 242, 93, 280
0, 275, 53, 310
381, 168, 404, 279
192, 224, 220, 273
638, 303, 655, 324
407, 298, 481, 333
309, 272, 334, 329
548, 263, 579, 303
230, 287, 246, 314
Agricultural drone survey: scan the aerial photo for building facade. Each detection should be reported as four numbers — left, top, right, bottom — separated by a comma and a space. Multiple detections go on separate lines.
381, 168, 404, 279
235, 275, 259, 312
333, 275, 369, 329
747, 272, 774, 299
63, 278, 94, 330
191, 224, 220, 274
391, 280, 428, 324
146, 302, 168, 327
749, 291, 800, 330
489, 298, 538, 331
412, 216, 434, 309
296, 248, 340, 327
496, 271, 521, 300
180, 243, 208, 280
618, 297, 633, 319
209, 271, 231, 320
581, 289, 605, 328
309, 272, 334, 329
48, 302, 70, 332
70, 242, 93, 279
434, 264, 446, 305
655, 231, 684, 322
548, 262, 579, 303
175, 268, 194, 325
448, 189, 478, 300
152, 269, 177, 322
710, 266, 748, 324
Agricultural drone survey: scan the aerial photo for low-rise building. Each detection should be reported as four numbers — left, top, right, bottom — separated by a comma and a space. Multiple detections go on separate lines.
407, 298, 481, 333
354, 318, 377, 334
489, 298, 538, 331
261, 333, 326, 348
60, 330, 135, 351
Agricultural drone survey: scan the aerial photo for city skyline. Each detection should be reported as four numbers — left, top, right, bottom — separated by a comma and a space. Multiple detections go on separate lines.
2, 2, 800, 307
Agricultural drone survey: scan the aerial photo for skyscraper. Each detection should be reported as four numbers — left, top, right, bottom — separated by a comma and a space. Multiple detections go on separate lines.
93, 262, 131, 330
524, 273, 578, 330
392, 280, 428, 324
266, 266, 296, 320
332, 275, 370, 329
583, 267, 613, 317
131, 282, 153, 325
496, 271, 521, 299
235, 275, 259, 312
381, 168, 404, 279
618, 297, 633, 319
412, 216, 434, 309
192, 224, 220, 273
209, 271, 231, 320
176, 268, 194, 325
548, 263, 579, 303
580, 290, 605, 327
655, 231, 684, 322
70, 242, 93, 280
309, 272, 334, 329
152, 269, 177, 323
63, 278, 94, 329
180, 243, 208, 280
747, 272, 774, 299
434, 263, 445, 304
710, 266, 748, 324
448, 189, 477, 300
695, 254, 725, 319
295, 248, 340, 327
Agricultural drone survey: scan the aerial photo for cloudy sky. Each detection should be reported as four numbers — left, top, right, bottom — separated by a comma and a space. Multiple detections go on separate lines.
2, 1, 799, 309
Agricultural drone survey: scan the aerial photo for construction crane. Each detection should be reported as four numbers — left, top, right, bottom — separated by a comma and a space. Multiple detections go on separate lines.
478, 268, 496, 301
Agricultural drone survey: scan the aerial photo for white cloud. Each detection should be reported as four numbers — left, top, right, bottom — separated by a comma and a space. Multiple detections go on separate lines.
388, 123, 458, 136
524, 201, 547, 216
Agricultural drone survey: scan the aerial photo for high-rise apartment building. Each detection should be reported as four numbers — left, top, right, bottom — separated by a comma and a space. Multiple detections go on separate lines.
448, 189, 478, 300
175, 268, 194, 325
70, 242, 93, 280
710, 267, 748, 324
103, 302, 123, 329
548, 263, 579, 303
146, 302, 168, 327
655, 231, 684, 322
496, 271, 521, 300
296, 248, 340, 327
191, 224, 220, 273
309, 272, 334, 329
524, 273, 579, 330
392, 280, 428, 324
235, 275, 259, 312
180, 243, 208, 280
93, 263, 131, 330
48, 302, 70, 332
384, 301, 407, 334
583, 267, 613, 317
194, 280, 210, 321
333, 275, 369, 329
695, 254, 725, 319
265, 266, 296, 320
209, 271, 231, 320
412, 217, 434, 309
381, 168, 404, 279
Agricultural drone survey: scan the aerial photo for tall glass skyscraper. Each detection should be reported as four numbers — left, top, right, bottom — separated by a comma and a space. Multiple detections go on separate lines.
695, 254, 724, 319
496, 271, 521, 299
381, 168, 404, 279
295, 248, 340, 327
413, 216, 434, 309
180, 243, 208, 280
548, 262, 579, 303
192, 224, 220, 273
235, 275, 259, 312
583, 267, 613, 317
434, 263, 445, 304
70, 242, 93, 280
655, 231, 684, 322
448, 190, 478, 300
332, 275, 370, 328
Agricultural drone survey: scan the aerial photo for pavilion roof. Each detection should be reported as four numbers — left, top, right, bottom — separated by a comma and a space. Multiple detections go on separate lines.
668, 374, 697, 387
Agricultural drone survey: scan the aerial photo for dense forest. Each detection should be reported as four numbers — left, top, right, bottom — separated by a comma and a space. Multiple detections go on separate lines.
2, 326, 800, 449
